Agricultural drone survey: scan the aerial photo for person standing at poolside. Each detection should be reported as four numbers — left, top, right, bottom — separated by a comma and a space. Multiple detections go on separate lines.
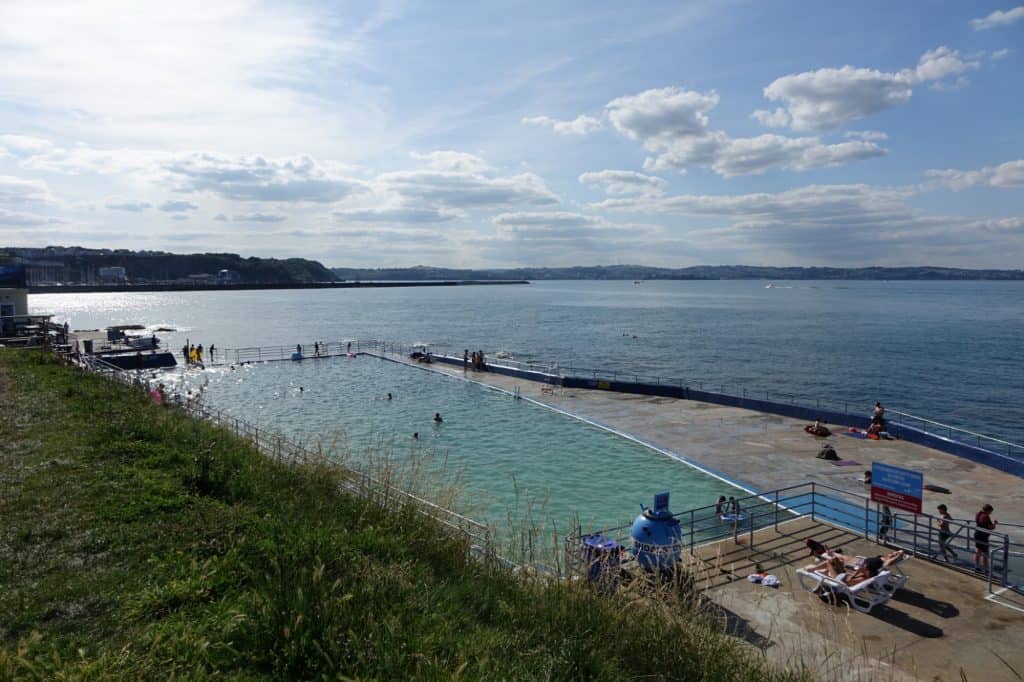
937, 504, 957, 561
878, 505, 893, 543
463, 349, 469, 371
974, 503, 997, 572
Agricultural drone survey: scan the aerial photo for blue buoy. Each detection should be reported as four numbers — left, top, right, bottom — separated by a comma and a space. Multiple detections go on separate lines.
630, 492, 683, 572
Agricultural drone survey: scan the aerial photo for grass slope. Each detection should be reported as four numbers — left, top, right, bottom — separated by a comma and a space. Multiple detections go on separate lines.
0, 350, 807, 681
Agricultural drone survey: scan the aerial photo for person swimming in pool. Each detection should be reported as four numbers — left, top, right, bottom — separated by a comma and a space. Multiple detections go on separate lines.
433, 412, 443, 423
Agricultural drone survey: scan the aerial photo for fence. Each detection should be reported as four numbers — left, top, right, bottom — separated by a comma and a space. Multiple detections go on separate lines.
564, 482, 1022, 594
77, 352, 492, 554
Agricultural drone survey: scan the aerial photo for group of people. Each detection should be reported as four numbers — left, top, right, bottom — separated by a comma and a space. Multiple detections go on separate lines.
714, 495, 742, 517
463, 349, 487, 371
804, 546, 908, 586
182, 341, 212, 366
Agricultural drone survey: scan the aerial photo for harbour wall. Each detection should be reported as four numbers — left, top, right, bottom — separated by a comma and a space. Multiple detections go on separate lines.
432, 354, 1024, 479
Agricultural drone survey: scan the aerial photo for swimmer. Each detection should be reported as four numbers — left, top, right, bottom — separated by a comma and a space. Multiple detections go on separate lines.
387, 392, 393, 400
413, 432, 419, 440
299, 387, 304, 393
433, 412, 443, 423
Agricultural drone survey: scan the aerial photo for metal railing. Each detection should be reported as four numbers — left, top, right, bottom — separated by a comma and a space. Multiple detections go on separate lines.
75, 352, 492, 553
565, 482, 1021, 593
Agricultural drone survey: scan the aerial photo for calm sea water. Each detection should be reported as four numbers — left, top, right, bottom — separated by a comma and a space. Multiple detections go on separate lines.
32, 280, 1024, 444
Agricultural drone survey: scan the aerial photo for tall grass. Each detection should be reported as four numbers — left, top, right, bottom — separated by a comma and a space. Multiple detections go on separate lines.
0, 349, 809, 680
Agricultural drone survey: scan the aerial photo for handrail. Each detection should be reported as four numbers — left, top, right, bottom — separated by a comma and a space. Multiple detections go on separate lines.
566, 481, 1021, 592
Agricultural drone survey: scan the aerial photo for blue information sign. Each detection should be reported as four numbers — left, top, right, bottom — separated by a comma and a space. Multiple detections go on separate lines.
870, 462, 923, 513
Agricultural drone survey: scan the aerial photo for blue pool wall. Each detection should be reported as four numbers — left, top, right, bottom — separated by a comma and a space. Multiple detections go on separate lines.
433, 355, 1024, 479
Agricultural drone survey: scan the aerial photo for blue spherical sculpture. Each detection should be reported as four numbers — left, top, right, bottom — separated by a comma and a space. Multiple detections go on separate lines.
631, 492, 683, 572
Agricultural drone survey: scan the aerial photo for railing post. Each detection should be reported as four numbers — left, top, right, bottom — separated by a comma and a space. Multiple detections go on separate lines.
689, 509, 695, 553
774, 490, 779, 531
1002, 536, 1010, 587
810, 483, 815, 522
864, 498, 870, 539
912, 514, 918, 556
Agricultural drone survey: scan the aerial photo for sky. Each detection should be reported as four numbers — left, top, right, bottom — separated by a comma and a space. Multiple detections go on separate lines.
0, 0, 1022, 268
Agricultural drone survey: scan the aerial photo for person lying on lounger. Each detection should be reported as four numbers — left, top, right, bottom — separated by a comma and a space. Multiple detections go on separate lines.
805, 550, 907, 585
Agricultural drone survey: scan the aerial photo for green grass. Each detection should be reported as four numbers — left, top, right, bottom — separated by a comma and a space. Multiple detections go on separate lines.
0, 349, 809, 681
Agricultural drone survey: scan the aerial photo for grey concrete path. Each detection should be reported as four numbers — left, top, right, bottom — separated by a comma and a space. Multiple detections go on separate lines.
693, 518, 1024, 682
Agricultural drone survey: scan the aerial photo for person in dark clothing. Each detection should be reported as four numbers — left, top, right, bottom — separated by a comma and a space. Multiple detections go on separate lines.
974, 503, 997, 572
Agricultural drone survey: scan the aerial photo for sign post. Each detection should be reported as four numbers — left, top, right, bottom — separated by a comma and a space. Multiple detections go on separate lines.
870, 462, 923, 514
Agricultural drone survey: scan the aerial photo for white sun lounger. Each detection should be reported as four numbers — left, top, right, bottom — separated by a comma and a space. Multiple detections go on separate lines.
796, 568, 909, 613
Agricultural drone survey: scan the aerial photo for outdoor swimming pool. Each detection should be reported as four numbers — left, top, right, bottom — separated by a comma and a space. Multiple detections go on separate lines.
183, 355, 745, 538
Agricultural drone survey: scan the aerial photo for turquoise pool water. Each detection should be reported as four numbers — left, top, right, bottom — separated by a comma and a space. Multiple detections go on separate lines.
186, 355, 744, 537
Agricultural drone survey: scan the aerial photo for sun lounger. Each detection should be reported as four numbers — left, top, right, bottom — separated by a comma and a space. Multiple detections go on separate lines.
796, 568, 909, 613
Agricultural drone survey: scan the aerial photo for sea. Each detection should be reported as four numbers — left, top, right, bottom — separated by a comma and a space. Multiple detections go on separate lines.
31, 279, 1024, 445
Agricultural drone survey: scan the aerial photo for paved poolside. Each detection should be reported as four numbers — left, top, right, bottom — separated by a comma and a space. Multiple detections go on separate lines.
692, 518, 1024, 681
378, 354, 1024, 680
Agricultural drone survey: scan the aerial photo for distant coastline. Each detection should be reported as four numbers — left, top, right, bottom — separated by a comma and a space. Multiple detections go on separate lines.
331, 265, 1024, 281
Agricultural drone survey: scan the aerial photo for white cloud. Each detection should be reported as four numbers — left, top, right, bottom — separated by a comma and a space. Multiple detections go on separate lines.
163, 153, 367, 202
758, 47, 992, 131
991, 48, 1010, 60
522, 114, 604, 135
578, 170, 667, 196
971, 6, 1024, 30
492, 211, 602, 228
762, 66, 912, 131
0, 1, 381, 153
0, 207, 65, 226
606, 87, 719, 141
923, 160, 1024, 191
376, 169, 559, 208
233, 212, 287, 223
0, 175, 54, 204
751, 108, 791, 128
598, 87, 884, 176
913, 46, 981, 87
170, 214, 190, 221
711, 135, 884, 177
213, 213, 228, 221
409, 151, 489, 173
334, 207, 459, 223
0, 134, 54, 157
844, 130, 889, 141
105, 198, 151, 212
158, 199, 198, 212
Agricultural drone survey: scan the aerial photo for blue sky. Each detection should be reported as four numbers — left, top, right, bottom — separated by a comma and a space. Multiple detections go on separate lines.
0, 0, 1022, 267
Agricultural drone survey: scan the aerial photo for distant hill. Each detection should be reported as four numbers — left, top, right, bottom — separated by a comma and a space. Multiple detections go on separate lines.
2, 246, 338, 284
332, 264, 1024, 281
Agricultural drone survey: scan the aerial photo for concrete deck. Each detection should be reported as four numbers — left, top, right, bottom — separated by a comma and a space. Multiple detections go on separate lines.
373, 353, 1024, 680
691, 518, 1024, 681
